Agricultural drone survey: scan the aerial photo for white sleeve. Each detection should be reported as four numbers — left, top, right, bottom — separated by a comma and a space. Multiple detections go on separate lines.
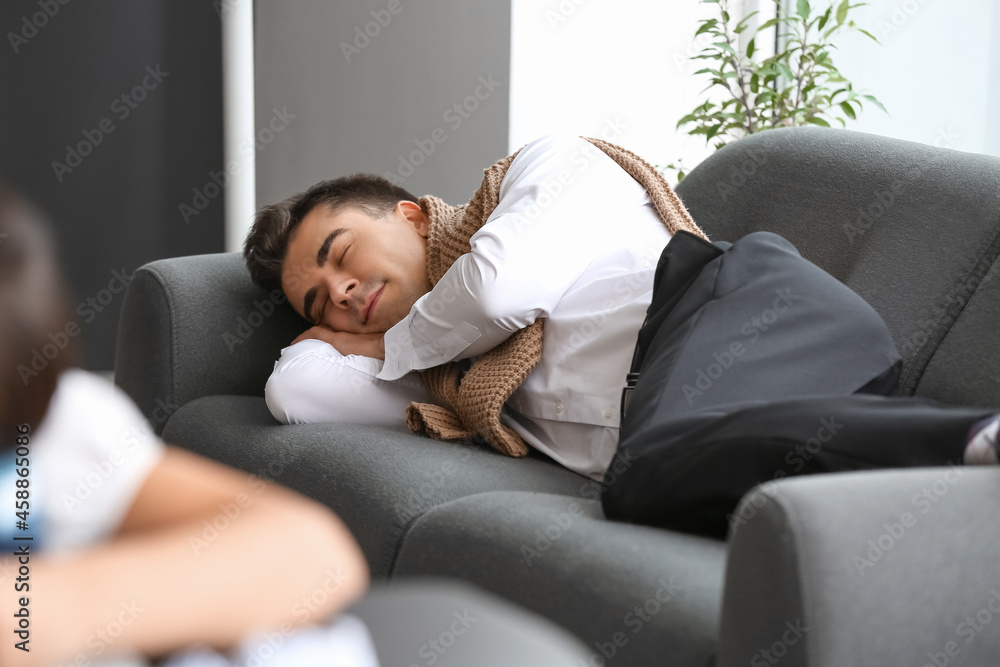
378, 134, 645, 380
33, 369, 167, 554
266, 339, 431, 427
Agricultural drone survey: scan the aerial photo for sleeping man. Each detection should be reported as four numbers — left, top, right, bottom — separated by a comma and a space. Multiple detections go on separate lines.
244, 134, 1000, 537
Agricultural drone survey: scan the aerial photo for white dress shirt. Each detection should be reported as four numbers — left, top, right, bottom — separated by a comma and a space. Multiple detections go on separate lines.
267, 135, 672, 480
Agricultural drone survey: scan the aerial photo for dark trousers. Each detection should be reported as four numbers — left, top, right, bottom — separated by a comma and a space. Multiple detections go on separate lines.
601, 231, 996, 539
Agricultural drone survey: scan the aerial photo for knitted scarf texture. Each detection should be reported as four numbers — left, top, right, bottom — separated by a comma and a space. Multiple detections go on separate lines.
405, 137, 708, 457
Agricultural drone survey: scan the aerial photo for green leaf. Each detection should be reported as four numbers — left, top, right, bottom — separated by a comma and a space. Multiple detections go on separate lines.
797, 0, 810, 19
746, 38, 756, 58
805, 116, 831, 127
676, 114, 699, 128
757, 17, 780, 31
776, 62, 795, 81
695, 19, 719, 37
839, 100, 856, 119
713, 41, 736, 54
818, 7, 831, 30
862, 94, 888, 113
857, 28, 881, 44
733, 10, 759, 34
835, 0, 849, 24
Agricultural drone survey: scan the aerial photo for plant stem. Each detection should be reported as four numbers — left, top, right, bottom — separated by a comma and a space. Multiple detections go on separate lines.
720, 0, 755, 135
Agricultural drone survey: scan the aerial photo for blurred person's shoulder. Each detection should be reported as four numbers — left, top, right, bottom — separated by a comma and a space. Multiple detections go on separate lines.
32, 367, 166, 471
30, 369, 167, 552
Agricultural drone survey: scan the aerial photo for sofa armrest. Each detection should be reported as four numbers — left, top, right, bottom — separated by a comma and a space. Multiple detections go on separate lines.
114, 252, 306, 431
718, 467, 1000, 667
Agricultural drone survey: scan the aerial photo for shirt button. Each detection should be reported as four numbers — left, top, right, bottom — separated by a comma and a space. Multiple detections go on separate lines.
605, 409, 614, 419
555, 402, 564, 414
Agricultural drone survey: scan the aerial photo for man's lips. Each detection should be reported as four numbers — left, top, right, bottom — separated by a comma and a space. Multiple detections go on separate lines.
362, 286, 383, 325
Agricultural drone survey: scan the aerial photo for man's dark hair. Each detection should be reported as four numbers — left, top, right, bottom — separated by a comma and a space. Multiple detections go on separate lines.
243, 174, 419, 292
0, 185, 76, 443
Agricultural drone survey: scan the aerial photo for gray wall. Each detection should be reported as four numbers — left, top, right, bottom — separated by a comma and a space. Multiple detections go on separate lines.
254, 0, 511, 206
0, 0, 224, 371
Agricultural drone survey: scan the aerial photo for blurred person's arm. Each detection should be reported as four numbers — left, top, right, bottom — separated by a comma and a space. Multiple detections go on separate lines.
0, 446, 369, 666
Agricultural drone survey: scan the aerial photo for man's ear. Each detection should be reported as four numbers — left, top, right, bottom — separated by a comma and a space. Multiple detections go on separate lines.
396, 200, 430, 238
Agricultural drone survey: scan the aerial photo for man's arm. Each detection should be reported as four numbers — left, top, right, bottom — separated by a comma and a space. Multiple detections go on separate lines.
377, 134, 652, 380
292, 325, 385, 360
266, 338, 430, 425
0, 446, 369, 666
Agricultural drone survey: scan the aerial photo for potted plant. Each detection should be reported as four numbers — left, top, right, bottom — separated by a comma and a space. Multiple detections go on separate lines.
670, 0, 885, 180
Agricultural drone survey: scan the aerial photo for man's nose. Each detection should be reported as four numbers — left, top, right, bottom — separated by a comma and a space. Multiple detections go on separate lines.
327, 273, 359, 308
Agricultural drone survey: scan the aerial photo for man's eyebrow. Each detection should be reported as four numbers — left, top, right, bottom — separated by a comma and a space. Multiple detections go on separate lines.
316, 227, 347, 267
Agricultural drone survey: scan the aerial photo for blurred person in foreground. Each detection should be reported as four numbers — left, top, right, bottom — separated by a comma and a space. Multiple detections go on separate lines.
0, 185, 374, 666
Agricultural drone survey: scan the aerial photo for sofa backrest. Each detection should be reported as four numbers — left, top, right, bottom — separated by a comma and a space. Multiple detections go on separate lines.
676, 127, 1000, 408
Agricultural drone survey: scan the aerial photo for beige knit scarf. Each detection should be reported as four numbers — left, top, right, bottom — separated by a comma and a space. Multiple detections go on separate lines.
405, 137, 708, 457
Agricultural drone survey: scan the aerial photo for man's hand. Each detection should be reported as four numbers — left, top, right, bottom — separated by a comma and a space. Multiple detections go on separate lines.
293, 326, 386, 360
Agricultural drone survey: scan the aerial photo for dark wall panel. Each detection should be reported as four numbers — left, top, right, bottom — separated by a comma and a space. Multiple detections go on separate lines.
0, 0, 224, 371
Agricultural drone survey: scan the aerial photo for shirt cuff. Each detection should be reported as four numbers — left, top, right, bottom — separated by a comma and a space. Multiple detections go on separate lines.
378, 317, 415, 380
378, 319, 483, 381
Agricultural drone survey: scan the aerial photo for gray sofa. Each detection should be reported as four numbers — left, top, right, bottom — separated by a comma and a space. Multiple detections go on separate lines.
115, 127, 1000, 666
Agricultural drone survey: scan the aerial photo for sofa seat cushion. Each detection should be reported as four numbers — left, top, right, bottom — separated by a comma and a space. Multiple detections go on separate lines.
161, 395, 600, 576
393, 491, 726, 667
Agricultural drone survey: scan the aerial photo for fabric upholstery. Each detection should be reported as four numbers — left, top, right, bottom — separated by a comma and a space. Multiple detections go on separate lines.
719, 468, 1000, 667
161, 395, 598, 577
350, 578, 592, 666
393, 491, 726, 667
